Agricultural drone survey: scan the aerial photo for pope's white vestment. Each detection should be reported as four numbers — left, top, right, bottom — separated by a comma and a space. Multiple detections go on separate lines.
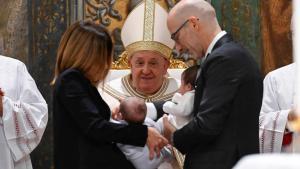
99, 74, 179, 120
259, 63, 295, 153
0, 55, 48, 169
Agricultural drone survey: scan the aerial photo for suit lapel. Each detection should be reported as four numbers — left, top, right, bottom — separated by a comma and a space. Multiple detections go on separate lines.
193, 34, 233, 115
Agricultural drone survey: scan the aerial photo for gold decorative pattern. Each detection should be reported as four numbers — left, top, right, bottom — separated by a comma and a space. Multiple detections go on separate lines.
169, 58, 188, 69
173, 147, 185, 169
84, 0, 122, 26
143, 0, 155, 41
112, 51, 131, 69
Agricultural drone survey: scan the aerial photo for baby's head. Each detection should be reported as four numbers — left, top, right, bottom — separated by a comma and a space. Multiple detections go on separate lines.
179, 65, 199, 94
119, 97, 147, 124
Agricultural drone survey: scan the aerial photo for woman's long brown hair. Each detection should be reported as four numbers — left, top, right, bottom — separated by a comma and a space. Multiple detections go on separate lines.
51, 20, 113, 85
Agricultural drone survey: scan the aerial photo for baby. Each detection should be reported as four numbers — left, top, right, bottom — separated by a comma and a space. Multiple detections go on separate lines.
116, 97, 172, 169
161, 65, 198, 129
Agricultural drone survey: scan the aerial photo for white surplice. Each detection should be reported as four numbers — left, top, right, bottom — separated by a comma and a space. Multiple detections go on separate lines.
0, 55, 48, 169
259, 63, 295, 153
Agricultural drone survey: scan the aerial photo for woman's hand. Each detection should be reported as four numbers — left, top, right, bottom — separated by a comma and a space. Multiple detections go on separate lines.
146, 127, 168, 160
111, 106, 123, 120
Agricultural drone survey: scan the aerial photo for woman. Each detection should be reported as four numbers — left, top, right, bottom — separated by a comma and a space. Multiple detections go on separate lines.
52, 21, 167, 169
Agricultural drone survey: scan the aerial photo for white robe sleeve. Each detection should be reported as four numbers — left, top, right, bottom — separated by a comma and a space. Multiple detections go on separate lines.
1, 62, 48, 161
163, 92, 193, 117
259, 74, 289, 153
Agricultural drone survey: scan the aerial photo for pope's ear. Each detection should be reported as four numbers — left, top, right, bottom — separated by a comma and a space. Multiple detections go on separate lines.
164, 59, 170, 68
163, 59, 170, 74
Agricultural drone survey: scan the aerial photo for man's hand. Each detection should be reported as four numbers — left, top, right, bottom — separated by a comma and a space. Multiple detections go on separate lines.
288, 110, 297, 121
0, 88, 4, 117
163, 115, 176, 144
287, 108, 300, 131
147, 127, 168, 160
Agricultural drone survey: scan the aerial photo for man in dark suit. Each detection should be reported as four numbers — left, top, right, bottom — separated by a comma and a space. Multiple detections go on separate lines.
163, 0, 263, 169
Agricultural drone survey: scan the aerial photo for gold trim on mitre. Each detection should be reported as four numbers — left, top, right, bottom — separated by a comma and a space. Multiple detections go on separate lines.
143, 0, 155, 41
126, 41, 172, 60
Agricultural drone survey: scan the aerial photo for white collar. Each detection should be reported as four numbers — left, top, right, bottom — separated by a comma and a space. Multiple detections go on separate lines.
204, 30, 227, 59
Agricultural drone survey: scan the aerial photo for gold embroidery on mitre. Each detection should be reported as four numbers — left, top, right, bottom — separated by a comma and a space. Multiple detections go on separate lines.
126, 41, 172, 60
144, 0, 155, 41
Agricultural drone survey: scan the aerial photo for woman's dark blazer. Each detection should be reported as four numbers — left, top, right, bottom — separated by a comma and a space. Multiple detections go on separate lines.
53, 68, 147, 169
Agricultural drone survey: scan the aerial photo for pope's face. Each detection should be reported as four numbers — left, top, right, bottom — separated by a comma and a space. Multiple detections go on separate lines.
129, 51, 169, 95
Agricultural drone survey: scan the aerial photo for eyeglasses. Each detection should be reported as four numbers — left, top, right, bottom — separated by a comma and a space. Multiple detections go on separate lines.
171, 19, 189, 41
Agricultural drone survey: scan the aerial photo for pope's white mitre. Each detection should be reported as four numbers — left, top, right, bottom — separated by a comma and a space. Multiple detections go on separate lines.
121, 0, 174, 60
